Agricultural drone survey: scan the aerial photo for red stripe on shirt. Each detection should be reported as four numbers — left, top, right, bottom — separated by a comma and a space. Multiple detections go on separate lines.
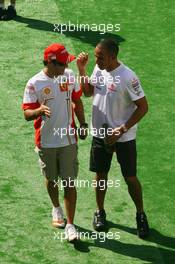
22, 102, 41, 147
71, 89, 82, 101
22, 102, 40, 110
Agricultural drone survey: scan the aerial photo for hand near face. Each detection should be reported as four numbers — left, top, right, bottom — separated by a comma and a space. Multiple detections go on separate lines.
76, 52, 89, 72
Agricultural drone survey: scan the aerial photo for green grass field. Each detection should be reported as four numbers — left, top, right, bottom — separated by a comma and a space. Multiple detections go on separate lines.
0, 0, 175, 263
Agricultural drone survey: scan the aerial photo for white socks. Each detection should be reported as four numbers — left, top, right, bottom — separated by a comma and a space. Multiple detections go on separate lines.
53, 206, 59, 211
66, 223, 74, 227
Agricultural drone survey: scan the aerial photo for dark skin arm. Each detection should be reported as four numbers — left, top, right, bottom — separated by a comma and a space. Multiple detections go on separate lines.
76, 52, 94, 97
106, 96, 148, 145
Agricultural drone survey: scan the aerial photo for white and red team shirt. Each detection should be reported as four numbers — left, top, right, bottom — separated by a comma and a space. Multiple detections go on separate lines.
22, 69, 82, 148
90, 63, 145, 142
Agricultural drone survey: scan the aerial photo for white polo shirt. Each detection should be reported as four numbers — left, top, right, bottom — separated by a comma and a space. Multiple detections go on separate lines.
90, 63, 145, 142
22, 69, 82, 148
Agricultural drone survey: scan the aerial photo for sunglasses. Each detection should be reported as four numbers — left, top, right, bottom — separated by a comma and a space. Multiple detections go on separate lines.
51, 59, 67, 67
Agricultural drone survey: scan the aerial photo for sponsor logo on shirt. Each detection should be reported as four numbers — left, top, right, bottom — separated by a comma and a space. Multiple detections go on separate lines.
60, 82, 69, 92
131, 78, 139, 89
26, 84, 35, 94
43, 87, 52, 95
131, 78, 142, 96
108, 83, 117, 92
42, 87, 54, 101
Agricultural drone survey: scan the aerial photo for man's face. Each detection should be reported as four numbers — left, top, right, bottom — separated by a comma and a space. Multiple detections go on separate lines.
48, 60, 67, 76
94, 46, 113, 71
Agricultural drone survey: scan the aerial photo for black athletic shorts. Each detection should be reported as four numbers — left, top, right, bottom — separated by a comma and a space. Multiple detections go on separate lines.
90, 137, 137, 177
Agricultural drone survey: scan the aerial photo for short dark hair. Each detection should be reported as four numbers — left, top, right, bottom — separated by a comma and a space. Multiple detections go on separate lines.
97, 39, 119, 56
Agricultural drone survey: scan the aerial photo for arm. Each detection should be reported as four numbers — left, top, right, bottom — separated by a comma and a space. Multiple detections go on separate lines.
73, 97, 88, 140
106, 96, 148, 145
73, 97, 86, 125
76, 52, 94, 97
22, 81, 51, 121
24, 103, 51, 121
125, 96, 148, 130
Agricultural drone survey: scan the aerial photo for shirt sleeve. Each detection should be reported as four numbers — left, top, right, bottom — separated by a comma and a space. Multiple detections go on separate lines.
71, 85, 82, 101
70, 72, 82, 101
89, 65, 98, 86
22, 81, 40, 110
126, 74, 145, 101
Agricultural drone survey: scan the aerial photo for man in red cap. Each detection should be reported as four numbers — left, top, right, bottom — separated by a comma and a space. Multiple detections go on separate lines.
22, 43, 88, 242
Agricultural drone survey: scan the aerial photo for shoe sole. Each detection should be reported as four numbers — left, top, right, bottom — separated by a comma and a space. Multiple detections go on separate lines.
52, 221, 65, 228
93, 223, 106, 232
68, 237, 79, 242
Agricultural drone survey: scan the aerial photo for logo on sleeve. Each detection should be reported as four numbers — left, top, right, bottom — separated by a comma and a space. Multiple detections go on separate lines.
132, 78, 139, 89
26, 84, 35, 94
130, 78, 142, 96
108, 83, 117, 92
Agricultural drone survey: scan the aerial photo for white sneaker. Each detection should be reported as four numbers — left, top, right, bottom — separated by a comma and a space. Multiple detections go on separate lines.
52, 206, 65, 228
65, 224, 79, 242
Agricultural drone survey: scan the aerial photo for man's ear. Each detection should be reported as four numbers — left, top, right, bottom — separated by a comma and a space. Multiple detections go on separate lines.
111, 54, 116, 60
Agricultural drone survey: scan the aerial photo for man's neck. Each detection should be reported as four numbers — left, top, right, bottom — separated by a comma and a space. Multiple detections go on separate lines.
44, 68, 55, 78
107, 61, 120, 72
43, 68, 58, 78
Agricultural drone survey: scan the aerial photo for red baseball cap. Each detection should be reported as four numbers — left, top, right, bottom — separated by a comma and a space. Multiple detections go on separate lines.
44, 43, 76, 64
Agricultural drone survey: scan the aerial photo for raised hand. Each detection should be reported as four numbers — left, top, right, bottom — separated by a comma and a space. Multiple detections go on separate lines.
76, 52, 89, 72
